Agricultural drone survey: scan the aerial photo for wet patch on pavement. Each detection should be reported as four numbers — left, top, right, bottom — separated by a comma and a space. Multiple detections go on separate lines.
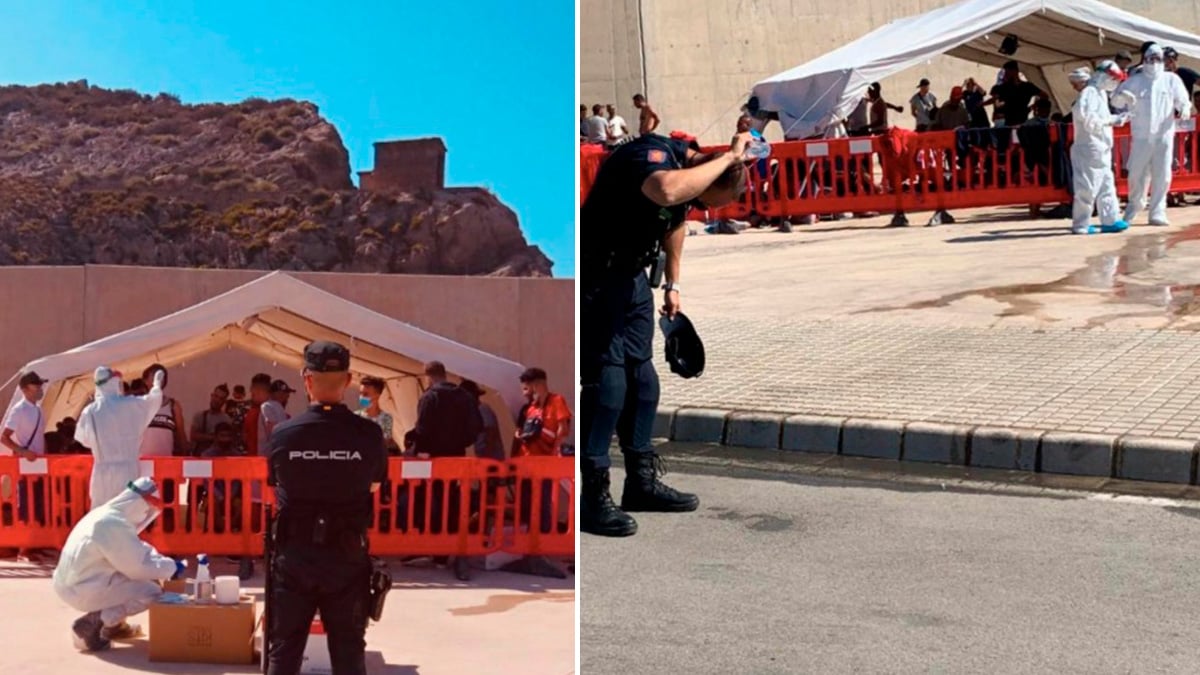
704, 506, 797, 533
855, 224, 1200, 324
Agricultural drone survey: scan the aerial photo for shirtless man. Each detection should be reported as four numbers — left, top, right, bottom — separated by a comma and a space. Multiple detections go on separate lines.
633, 93, 660, 136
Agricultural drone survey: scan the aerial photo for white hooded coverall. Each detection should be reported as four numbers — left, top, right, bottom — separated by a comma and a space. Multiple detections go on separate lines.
1113, 59, 1192, 224
75, 368, 163, 507
52, 477, 177, 626
1071, 73, 1124, 232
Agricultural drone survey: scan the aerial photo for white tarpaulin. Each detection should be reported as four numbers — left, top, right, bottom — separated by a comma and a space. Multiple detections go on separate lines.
751, 0, 1200, 140
3, 272, 527, 447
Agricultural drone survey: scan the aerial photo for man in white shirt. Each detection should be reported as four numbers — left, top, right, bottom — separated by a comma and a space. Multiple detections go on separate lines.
606, 104, 630, 148
586, 104, 608, 145
1, 371, 49, 561
258, 379, 294, 449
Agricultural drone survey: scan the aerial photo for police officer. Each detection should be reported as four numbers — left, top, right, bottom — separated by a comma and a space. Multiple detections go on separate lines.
580, 129, 753, 537
265, 340, 387, 674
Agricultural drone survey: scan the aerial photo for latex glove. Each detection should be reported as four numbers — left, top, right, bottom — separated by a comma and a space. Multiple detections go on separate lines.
172, 558, 188, 580
153, 370, 166, 390
1111, 113, 1131, 127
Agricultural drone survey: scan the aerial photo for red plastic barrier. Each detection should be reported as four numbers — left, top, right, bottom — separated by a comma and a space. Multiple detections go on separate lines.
0, 456, 576, 559
579, 124, 1200, 221
505, 456, 575, 556
0, 456, 91, 550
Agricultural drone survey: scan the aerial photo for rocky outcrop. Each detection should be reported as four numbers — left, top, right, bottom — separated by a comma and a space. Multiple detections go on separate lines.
0, 81, 552, 275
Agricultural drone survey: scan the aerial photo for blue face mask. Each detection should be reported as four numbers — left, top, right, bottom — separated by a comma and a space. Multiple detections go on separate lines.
358, 396, 372, 408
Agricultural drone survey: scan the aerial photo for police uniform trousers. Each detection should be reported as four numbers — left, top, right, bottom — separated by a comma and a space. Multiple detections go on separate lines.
267, 535, 372, 675
580, 268, 660, 473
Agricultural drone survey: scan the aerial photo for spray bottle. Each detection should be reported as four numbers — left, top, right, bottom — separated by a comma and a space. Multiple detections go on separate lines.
195, 554, 212, 604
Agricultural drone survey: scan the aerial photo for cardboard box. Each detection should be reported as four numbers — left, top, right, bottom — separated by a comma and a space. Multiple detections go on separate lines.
149, 596, 256, 664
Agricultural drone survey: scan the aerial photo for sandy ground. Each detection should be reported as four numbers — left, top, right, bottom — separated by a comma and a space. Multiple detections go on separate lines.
0, 555, 575, 675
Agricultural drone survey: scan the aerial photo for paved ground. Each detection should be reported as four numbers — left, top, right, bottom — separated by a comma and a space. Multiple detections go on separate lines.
659, 206, 1200, 439
582, 446, 1200, 674
0, 556, 574, 675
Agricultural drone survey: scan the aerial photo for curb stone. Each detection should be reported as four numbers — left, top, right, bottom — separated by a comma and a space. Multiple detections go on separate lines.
1040, 432, 1116, 477
726, 412, 785, 449
781, 415, 844, 454
652, 407, 677, 440
656, 406, 1200, 487
1117, 436, 1198, 485
841, 419, 904, 460
970, 427, 1042, 472
903, 422, 971, 465
672, 408, 729, 444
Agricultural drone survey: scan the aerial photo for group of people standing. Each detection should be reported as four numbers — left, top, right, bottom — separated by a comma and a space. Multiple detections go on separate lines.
581, 94, 662, 149
1069, 43, 1192, 235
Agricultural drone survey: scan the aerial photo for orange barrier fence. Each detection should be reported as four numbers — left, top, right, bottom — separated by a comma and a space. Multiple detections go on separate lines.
0, 456, 575, 558
580, 124, 1200, 221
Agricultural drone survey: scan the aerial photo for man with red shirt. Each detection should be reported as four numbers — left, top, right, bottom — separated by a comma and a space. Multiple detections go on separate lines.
514, 368, 571, 456
242, 373, 272, 456
513, 368, 571, 534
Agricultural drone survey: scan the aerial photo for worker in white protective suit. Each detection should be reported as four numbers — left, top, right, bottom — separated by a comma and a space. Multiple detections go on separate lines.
1069, 62, 1132, 235
75, 366, 165, 508
1112, 43, 1192, 226
52, 477, 187, 652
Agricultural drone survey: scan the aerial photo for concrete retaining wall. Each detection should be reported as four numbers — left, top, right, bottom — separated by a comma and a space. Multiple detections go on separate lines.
653, 406, 1200, 486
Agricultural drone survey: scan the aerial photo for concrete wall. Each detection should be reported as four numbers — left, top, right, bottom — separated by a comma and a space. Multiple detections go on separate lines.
0, 265, 574, 432
581, 0, 1200, 144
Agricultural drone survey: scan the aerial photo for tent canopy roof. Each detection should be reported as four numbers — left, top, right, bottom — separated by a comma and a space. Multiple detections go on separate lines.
7, 272, 527, 443
751, 0, 1200, 139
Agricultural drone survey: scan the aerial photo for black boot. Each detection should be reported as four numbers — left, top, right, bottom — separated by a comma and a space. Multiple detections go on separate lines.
620, 453, 700, 512
581, 469, 637, 537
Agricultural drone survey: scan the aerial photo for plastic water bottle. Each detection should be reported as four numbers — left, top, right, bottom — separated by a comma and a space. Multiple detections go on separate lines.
745, 137, 772, 159
195, 554, 212, 604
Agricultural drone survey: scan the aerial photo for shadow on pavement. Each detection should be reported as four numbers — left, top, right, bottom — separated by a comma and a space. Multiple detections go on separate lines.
946, 228, 1075, 243
89, 637, 417, 674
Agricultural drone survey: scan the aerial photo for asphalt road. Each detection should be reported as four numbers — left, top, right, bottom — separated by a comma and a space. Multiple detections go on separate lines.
581, 451, 1200, 674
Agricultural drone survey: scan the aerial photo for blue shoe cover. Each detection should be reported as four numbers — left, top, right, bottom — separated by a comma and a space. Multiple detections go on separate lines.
1072, 226, 1098, 235
1100, 220, 1129, 233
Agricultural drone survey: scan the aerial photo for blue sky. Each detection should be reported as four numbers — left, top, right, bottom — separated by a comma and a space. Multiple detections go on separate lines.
0, 0, 576, 277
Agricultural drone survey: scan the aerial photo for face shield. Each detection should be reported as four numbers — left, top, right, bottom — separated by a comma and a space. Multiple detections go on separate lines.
124, 479, 164, 533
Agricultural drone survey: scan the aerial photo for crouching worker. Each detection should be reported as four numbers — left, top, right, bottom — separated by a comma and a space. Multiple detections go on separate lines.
52, 477, 187, 652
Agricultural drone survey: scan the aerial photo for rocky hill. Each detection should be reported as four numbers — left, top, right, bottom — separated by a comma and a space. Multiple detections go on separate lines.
0, 81, 552, 276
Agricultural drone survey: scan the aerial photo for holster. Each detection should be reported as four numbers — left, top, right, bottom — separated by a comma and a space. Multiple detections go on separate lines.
368, 558, 392, 622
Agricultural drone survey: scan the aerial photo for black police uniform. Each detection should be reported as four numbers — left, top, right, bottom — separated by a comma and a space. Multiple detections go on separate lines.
265, 342, 387, 675
580, 133, 702, 537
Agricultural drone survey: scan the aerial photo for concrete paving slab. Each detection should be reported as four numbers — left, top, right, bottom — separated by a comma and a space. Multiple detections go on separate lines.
654, 214, 1200, 453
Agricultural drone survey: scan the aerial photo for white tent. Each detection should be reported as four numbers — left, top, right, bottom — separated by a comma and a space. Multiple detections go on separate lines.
4, 271, 527, 448
751, 0, 1200, 140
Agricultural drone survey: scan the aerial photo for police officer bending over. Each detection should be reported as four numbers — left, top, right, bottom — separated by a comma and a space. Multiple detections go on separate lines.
266, 340, 387, 675
580, 130, 752, 537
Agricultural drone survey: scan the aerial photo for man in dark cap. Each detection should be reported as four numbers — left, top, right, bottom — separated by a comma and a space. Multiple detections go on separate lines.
580, 117, 753, 538
263, 340, 387, 675
2, 371, 49, 561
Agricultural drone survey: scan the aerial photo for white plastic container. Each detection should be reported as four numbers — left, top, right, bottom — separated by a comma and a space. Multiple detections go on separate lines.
214, 575, 240, 604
